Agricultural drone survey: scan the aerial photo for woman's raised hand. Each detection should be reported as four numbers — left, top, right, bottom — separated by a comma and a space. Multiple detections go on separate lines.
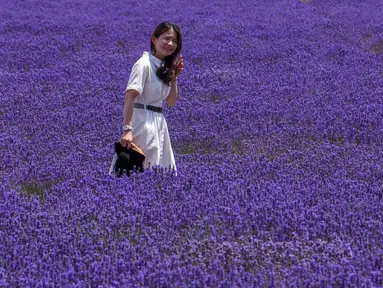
174, 55, 184, 78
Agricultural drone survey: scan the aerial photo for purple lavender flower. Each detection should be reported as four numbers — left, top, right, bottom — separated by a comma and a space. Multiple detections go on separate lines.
1, 0, 383, 286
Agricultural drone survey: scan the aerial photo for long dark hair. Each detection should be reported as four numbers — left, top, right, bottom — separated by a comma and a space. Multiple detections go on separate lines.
150, 22, 183, 85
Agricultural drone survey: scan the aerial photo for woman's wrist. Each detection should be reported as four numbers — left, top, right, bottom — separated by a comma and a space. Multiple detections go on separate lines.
123, 124, 132, 133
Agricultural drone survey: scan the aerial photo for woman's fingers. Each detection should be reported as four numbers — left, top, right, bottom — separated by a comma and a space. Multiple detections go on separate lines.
175, 57, 184, 76
175, 55, 183, 66
120, 139, 131, 148
121, 131, 133, 148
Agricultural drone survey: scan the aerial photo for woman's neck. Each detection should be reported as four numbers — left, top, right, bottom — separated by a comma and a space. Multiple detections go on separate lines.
151, 51, 165, 61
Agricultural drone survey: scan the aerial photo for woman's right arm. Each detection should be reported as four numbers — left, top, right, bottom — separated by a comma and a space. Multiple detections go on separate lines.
121, 58, 148, 147
120, 89, 139, 148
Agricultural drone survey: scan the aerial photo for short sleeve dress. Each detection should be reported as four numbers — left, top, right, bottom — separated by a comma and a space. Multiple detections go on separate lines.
109, 51, 177, 175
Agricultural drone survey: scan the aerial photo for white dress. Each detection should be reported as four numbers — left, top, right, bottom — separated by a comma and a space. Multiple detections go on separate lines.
109, 51, 176, 175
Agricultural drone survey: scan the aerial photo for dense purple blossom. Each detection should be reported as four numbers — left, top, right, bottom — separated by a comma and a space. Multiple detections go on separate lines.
1, 0, 383, 286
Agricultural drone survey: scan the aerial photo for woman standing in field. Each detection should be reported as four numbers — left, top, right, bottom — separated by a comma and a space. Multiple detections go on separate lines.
109, 22, 184, 175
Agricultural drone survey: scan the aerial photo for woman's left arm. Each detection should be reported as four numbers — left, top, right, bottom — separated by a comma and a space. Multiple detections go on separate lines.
166, 79, 178, 106
166, 55, 184, 107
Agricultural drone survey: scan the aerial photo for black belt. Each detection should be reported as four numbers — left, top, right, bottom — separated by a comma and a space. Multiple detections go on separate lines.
133, 103, 162, 113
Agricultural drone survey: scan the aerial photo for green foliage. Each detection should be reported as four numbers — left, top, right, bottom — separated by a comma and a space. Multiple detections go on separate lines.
230, 140, 244, 155
20, 182, 47, 204
370, 39, 383, 55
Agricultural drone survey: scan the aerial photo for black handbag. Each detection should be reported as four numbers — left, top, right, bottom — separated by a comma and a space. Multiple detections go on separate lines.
114, 142, 145, 177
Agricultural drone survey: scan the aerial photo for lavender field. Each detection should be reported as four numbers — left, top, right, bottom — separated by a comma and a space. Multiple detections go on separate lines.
1, 0, 383, 286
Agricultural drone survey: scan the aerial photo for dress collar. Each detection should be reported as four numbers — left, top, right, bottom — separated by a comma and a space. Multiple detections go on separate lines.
145, 51, 163, 67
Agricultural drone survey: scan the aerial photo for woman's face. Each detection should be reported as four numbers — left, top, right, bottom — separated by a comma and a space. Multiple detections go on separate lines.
152, 27, 178, 60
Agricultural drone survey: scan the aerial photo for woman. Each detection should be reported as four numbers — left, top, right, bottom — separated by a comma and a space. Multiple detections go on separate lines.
110, 22, 184, 175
